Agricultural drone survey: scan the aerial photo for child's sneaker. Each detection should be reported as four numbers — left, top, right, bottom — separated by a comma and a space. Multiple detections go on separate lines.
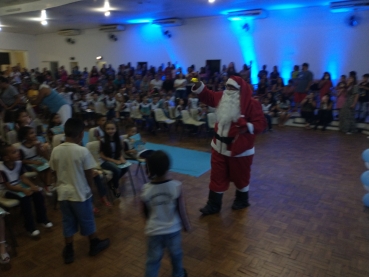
63, 243, 74, 264
89, 238, 110, 256
42, 221, 53, 228
29, 230, 40, 237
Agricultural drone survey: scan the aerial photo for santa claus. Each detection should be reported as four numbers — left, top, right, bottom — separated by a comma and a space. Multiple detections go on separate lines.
192, 75, 266, 215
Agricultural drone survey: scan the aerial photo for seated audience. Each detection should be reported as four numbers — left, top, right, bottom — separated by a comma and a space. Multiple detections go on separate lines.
314, 94, 333, 131
300, 93, 316, 129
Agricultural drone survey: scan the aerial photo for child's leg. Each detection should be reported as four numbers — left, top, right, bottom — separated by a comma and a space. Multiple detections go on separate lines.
93, 175, 111, 206
145, 235, 164, 277
31, 191, 50, 225
0, 215, 10, 264
101, 162, 121, 189
5, 192, 37, 233
165, 231, 185, 277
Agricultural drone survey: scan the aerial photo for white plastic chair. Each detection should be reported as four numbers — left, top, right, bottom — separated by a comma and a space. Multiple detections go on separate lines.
6, 130, 18, 145
52, 134, 65, 149
130, 106, 143, 119
94, 101, 106, 115
86, 141, 136, 195
154, 109, 175, 124
190, 109, 199, 120
168, 106, 176, 119
181, 110, 205, 127
88, 127, 98, 142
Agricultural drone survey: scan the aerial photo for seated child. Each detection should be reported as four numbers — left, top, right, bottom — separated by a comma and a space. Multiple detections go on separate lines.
94, 114, 107, 141
123, 123, 154, 160
49, 118, 110, 264
141, 150, 191, 277
103, 91, 116, 120
175, 99, 185, 119
47, 113, 64, 143
79, 94, 95, 126
0, 207, 10, 264
18, 126, 54, 195
261, 97, 273, 131
99, 121, 128, 198
0, 144, 52, 236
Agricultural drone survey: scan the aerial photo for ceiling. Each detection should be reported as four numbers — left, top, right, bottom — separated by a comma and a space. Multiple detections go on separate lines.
0, 0, 331, 35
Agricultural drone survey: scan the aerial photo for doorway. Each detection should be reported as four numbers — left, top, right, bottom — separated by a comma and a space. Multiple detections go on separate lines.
206, 60, 221, 76
96, 61, 107, 69
70, 61, 78, 73
50, 62, 59, 79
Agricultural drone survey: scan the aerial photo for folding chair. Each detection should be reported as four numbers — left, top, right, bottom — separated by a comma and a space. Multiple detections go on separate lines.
180, 110, 205, 140
88, 127, 98, 142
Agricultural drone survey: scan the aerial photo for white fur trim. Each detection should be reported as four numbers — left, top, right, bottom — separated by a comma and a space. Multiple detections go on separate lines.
247, 122, 254, 134
237, 186, 249, 192
191, 82, 205, 94
226, 78, 240, 89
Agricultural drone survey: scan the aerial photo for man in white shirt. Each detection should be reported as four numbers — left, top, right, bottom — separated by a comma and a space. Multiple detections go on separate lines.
150, 74, 163, 91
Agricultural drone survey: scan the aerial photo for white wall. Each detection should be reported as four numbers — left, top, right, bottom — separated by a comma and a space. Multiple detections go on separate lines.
35, 6, 369, 83
0, 31, 38, 68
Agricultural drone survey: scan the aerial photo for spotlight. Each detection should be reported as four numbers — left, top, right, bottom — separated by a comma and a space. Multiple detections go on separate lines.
105, 11, 110, 16
41, 20, 48, 26
209, 0, 215, 3
96, 56, 103, 60
66, 38, 75, 44
103, 0, 110, 16
109, 34, 118, 41
243, 23, 250, 32
349, 15, 359, 27
163, 30, 172, 38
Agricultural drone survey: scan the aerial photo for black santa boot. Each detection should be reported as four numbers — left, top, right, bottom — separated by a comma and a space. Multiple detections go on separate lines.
232, 190, 250, 210
199, 190, 223, 215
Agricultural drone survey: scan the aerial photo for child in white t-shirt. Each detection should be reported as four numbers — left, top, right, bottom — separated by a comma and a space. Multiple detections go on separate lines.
141, 151, 190, 277
49, 118, 110, 264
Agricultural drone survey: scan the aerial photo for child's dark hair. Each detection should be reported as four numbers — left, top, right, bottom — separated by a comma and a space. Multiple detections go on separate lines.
125, 121, 136, 132
101, 121, 122, 159
48, 113, 59, 129
0, 143, 11, 161
65, 118, 85, 138
17, 126, 33, 142
146, 150, 170, 177
96, 113, 107, 122
15, 108, 28, 124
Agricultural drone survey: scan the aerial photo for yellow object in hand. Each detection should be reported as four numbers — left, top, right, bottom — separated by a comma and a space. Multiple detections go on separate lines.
191, 78, 199, 83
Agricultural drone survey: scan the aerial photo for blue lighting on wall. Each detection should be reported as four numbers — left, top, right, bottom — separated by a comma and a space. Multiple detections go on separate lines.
229, 18, 258, 84
127, 18, 153, 24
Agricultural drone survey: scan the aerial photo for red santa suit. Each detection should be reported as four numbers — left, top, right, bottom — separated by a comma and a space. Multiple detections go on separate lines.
192, 76, 266, 213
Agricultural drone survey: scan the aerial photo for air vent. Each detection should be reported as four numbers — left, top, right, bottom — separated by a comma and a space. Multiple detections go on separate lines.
152, 18, 182, 27
58, 29, 81, 36
330, 0, 369, 12
99, 24, 126, 32
227, 9, 267, 20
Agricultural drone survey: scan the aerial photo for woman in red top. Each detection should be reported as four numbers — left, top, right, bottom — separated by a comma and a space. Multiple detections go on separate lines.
319, 72, 333, 100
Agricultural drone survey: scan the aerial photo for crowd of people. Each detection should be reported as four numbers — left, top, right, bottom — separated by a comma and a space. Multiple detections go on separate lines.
0, 60, 368, 274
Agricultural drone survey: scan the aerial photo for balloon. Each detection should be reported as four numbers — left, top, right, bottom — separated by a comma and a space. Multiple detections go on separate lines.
363, 193, 369, 207
366, 162, 369, 169
364, 185, 369, 192
362, 149, 369, 163
360, 171, 369, 187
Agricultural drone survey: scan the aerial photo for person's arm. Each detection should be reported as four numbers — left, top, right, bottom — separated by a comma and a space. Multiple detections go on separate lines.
176, 187, 191, 232
84, 169, 95, 189
7, 94, 21, 110
30, 87, 50, 106
19, 149, 42, 165
191, 77, 223, 108
99, 150, 119, 164
119, 155, 126, 164
245, 100, 268, 135
20, 173, 39, 192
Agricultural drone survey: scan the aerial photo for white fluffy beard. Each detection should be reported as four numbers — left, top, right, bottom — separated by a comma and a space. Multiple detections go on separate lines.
216, 90, 241, 126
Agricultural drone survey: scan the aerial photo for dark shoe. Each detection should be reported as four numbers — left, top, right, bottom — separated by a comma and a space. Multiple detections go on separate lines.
183, 268, 188, 277
89, 238, 110, 256
63, 243, 74, 264
232, 190, 250, 210
199, 190, 223, 215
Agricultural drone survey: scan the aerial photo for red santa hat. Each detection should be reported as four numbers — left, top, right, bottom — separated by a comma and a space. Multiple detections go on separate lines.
225, 76, 252, 116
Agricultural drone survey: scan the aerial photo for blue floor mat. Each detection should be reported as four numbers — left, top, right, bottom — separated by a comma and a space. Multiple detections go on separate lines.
144, 143, 211, 177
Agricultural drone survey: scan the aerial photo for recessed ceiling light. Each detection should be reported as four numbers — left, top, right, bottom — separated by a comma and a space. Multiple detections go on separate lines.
104, 11, 110, 16
209, 0, 215, 3
41, 20, 48, 25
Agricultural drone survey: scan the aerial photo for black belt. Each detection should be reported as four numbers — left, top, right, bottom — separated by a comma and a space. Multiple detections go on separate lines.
215, 133, 234, 145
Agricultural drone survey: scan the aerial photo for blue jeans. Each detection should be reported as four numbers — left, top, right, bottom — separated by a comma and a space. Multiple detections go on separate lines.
59, 197, 96, 237
145, 231, 185, 277
101, 161, 128, 188
94, 175, 107, 197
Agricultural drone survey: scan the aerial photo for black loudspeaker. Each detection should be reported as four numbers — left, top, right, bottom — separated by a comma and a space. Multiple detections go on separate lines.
0, 52, 10, 65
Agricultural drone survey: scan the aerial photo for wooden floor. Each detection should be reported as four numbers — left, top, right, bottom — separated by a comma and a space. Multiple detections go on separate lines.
1, 127, 369, 277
